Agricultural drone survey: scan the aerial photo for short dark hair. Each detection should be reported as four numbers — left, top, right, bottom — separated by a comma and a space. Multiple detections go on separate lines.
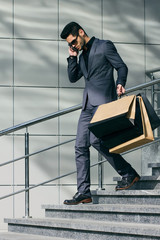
60, 22, 86, 39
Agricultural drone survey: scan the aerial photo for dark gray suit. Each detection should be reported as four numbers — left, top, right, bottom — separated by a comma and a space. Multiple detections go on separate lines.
67, 38, 137, 196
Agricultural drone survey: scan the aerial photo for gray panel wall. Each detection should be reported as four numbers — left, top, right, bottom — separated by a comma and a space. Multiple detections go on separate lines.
0, 0, 160, 232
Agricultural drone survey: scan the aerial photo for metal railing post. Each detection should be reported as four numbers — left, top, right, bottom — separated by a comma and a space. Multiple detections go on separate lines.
24, 128, 31, 218
150, 73, 157, 137
151, 73, 155, 108
98, 153, 104, 190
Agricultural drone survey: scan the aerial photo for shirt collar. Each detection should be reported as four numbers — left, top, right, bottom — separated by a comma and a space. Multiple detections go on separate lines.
85, 36, 95, 51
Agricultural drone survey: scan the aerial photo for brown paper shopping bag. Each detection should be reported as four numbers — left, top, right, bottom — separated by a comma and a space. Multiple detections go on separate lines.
100, 97, 143, 148
109, 96, 154, 154
88, 95, 137, 139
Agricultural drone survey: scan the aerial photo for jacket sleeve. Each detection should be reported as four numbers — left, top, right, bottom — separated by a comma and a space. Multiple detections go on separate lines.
67, 56, 83, 83
104, 40, 128, 87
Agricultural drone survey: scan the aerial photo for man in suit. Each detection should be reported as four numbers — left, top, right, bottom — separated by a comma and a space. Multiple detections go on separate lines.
60, 22, 140, 205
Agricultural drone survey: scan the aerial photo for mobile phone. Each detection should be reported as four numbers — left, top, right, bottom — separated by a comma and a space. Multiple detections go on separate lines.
70, 46, 78, 53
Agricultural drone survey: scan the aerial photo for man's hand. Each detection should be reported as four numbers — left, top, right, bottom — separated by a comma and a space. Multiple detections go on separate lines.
117, 84, 125, 97
68, 47, 78, 57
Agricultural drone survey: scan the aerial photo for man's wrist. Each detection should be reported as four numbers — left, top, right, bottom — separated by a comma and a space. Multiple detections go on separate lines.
69, 55, 77, 59
116, 81, 125, 88
67, 55, 77, 63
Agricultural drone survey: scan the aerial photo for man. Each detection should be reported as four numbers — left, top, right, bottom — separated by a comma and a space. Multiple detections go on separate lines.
60, 22, 140, 205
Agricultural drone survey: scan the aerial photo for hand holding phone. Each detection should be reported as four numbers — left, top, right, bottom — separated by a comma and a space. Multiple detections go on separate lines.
70, 46, 78, 52
69, 46, 79, 56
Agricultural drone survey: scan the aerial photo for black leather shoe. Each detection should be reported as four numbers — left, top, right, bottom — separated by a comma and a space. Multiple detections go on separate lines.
115, 174, 140, 191
63, 192, 92, 205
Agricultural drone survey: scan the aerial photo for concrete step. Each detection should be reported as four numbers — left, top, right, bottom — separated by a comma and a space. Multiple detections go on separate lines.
148, 163, 160, 168
148, 163, 160, 176
42, 203, 160, 224
113, 176, 160, 190
4, 217, 160, 240
91, 189, 160, 205
0, 232, 74, 240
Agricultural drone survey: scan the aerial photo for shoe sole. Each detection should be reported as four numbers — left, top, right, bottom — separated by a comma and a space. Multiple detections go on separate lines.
64, 198, 92, 205
115, 176, 140, 191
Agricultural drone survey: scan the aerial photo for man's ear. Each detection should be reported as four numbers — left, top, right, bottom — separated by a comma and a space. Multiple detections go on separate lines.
79, 29, 85, 37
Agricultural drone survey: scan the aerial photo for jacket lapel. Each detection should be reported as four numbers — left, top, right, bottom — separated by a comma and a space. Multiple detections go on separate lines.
87, 38, 98, 75
80, 55, 88, 78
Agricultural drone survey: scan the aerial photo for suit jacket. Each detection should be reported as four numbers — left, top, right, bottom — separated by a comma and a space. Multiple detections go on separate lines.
67, 38, 128, 110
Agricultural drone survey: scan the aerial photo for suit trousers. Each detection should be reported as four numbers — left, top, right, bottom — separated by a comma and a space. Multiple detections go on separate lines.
75, 99, 137, 196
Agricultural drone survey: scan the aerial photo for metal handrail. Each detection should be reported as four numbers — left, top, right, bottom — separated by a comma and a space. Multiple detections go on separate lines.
0, 104, 82, 136
1, 136, 160, 201
0, 138, 76, 167
125, 78, 160, 94
0, 158, 107, 201
0, 78, 160, 137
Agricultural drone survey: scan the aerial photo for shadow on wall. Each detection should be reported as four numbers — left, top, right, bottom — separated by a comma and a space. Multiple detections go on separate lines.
0, 0, 160, 88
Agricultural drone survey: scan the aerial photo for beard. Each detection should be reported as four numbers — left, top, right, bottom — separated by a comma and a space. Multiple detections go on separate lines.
79, 36, 86, 51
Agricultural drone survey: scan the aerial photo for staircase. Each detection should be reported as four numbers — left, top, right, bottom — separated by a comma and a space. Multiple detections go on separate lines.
1, 162, 160, 240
